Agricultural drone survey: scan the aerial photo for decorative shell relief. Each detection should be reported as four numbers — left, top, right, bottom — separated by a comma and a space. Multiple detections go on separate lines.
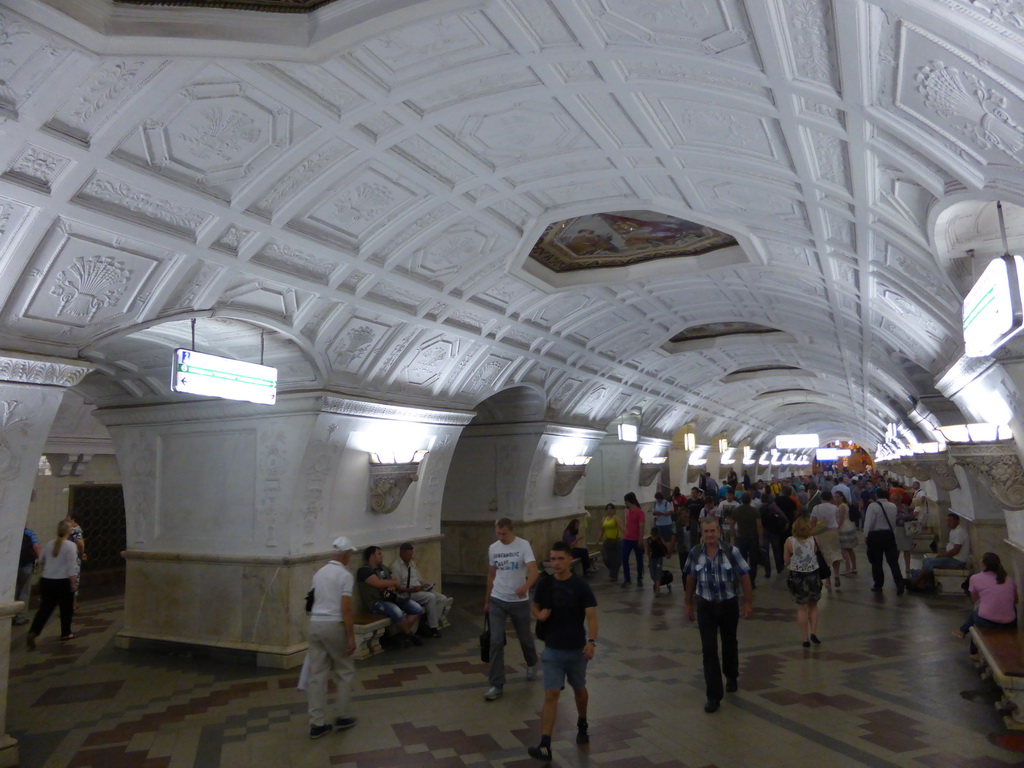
50, 255, 132, 321
915, 60, 1024, 163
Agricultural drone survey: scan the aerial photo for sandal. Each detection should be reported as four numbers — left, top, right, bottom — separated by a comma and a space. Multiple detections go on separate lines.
59, 633, 79, 641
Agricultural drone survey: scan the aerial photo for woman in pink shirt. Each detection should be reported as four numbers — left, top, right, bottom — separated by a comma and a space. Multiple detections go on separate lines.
621, 492, 646, 589
955, 552, 1017, 655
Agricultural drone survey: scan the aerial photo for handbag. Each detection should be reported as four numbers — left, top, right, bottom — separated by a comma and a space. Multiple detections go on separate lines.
814, 539, 832, 579
479, 614, 506, 662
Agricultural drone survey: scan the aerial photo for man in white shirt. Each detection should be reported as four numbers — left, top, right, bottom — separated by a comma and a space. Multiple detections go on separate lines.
391, 542, 448, 638
862, 489, 904, 595
909, 513, 971, 591
306, 536, 359, 739
484, 517, 539, 701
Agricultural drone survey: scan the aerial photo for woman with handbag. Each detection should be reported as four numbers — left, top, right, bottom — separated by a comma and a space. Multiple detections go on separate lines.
784, 517, 822, 648
25, 520, 79, 648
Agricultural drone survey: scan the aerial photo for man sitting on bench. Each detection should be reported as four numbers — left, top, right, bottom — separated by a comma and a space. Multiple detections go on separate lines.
909, 513, 969, 591
357, 546, 424, 646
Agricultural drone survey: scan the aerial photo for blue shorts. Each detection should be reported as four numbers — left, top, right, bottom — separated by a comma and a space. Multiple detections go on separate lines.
541, 646, 588, 691
371, 598, 424, 623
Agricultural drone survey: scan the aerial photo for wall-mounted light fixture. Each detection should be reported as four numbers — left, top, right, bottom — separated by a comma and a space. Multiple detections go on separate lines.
368, 450, 428, 514
639, 455, 667, 486
689, 445, 710, 466
742, 446, 756, 466
617, 423, 638, 442
554, 456, 592, 496
717, 438, 729, 453
682, 432, 696, 451
934, 423, 1013, 443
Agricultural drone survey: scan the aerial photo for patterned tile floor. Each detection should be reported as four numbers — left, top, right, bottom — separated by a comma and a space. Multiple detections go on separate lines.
8, 554, 1024, 768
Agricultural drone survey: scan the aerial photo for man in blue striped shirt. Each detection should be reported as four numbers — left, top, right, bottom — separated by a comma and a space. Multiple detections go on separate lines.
684, 517, 753, 713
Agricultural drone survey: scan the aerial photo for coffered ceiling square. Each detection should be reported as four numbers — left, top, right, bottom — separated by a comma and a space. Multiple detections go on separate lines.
0, 9, 74, 115
113, 67, 318, 202
329, 315, 395, 375
894, 23, 1024, 171
653, 99, 786, 165
9, 218, 167, 338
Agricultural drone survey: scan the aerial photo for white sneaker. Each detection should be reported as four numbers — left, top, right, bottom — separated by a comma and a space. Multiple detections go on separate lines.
484, 686, 502, 701
526, 666, 537, 681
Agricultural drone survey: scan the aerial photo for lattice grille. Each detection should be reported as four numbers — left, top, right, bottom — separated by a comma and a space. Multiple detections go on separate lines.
68, 485, 126, 574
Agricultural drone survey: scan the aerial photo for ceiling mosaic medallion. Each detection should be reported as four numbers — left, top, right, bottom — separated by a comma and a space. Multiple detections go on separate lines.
114, 0, 338, 12
528, 211, 737, 273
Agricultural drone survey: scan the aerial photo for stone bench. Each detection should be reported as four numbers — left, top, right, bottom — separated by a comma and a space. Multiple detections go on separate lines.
969, 626, 1024, 729
351, 614, 390, 660
933, 566, 970, 595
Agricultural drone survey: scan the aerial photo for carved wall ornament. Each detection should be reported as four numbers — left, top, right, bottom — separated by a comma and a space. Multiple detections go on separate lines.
915, 61, 1024, 164
367, 460, 420, 514
0, 399, 27, 481
553, 461, 587, 497
638, 462, 662, 487
50, 254, 132, 320
0, 355, 92, 386
949, 440, 1024, 510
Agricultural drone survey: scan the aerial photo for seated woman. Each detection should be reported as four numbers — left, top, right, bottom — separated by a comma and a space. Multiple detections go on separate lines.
955, 551, 1017, 656
562, 518, 592, 574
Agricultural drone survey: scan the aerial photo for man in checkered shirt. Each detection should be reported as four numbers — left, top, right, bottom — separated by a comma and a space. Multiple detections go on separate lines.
684, 517, 753, 714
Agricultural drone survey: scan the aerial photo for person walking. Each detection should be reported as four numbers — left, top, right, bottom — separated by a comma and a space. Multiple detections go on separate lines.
597, 504, 622, 581
306, 536, 359, 739
684, 517, 753, 713
621, 492, 645, 588
484, 518, 539, 700
26, 520, 78, 648
527, 541, 598, 761
863, 490, 904, 594
784, 517, 823, 648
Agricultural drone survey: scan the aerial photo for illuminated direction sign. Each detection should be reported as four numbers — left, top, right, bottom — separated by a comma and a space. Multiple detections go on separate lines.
963, 254, 1024, 357
775, 433, 819, 449
172, 349, 277, 405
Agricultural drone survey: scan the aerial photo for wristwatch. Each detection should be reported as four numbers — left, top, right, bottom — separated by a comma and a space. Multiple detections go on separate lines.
587, 639, 596, 645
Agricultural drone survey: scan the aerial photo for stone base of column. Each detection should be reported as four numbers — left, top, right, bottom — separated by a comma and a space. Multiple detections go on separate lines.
0, 735, 18, 768
120, 550, 322, 669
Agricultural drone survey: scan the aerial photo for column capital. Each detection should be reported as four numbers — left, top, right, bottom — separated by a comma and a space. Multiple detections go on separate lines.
948, 440, 1024, 510
908, 454, 960, 491
0, 351, 93, 387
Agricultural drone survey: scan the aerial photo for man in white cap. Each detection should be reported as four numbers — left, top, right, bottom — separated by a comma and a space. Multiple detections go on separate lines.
307, 535, 359, 739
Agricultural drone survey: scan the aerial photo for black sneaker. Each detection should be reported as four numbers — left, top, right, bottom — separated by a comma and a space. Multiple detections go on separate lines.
726, 678, 738, 693
309, 723, 332, 739
527, 744, 553, 760
576, 724, 589, 745
704, 699, 720, 713
408, 633, 424, 646
334, 717, 357, 730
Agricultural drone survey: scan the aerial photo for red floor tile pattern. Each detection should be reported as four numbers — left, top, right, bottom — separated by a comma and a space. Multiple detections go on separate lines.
856, 709, 929, 752
361, 664, 432, 689
34, 679, 123, 706
67, 746, 170, 768
759, 689, 873, 710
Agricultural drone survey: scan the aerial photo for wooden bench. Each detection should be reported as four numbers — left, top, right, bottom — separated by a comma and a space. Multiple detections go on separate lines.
970, 626, 1024, 729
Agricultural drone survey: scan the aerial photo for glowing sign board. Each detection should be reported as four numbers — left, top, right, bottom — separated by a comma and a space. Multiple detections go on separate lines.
171, 349, 277, 405
775, 433, 819, 449
963, 254, 1024, 357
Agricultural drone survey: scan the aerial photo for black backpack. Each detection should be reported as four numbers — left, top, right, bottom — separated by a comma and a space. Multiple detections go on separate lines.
19, 531, 35, 568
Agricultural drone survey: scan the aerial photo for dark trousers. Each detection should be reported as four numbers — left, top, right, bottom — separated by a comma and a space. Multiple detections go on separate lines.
570, 547, 591, 572
764, 531, 785, 574
696, 596, 739, 702
621, 539, 643, 583
866, 530, 902, 589
735, 533, 759, 586
29, 577, 74, 637
602, 539, 622, 579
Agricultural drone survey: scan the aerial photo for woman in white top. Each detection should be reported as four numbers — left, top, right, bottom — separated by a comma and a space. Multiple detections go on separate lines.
26, 520, 79, 647
784, 517, 823, 648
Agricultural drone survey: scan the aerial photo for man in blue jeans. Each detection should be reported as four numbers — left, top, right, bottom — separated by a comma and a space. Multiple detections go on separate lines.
527, 541, 598, 761
356, 546, 424, 646
909, 513, 970, 591
684, 518, 753, 714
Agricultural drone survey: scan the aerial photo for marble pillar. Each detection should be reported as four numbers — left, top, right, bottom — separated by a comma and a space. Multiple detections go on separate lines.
95, 393, 472, 667
0, 352, 93, 766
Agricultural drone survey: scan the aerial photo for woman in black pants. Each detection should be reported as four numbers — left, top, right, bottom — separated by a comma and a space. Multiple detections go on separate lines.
26, 520, 79, 647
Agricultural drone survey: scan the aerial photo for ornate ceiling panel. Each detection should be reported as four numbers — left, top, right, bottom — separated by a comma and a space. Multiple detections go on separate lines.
0, 0, 1013, 449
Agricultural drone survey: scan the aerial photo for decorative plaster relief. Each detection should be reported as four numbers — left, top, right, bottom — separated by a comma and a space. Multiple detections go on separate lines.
0, 400, 28, 481
76, 173, 211, 239
404, 337, 458, 387
552, 60, 602, 84
220, 278, 300, 323
211, 224, 255, 254
258, 428, 286, 546
0, 10, 73, 113
411, 223, 494, 281
256, 62, 366, 119
447, 101, 596, 164
661, 101, 780, 161
293, 165, 420, 247
251, 241, 336, 284
781, 0, 840, 88
949, 441, 1024, 510
488, 199, 532, 229
3, 143, 70, 192
0, 355, 91, 386
406, 69, 544, 115
329, 316, 392, 373
911, 453, 960, 491
809, 131, 851, 191
366, 280, 429, 312
896, 25, 1024, 169
390, 136, 474, 187
121, 432, 157, 543
49, 255, 132, 322
167, 261, 222, 310
506, 0, 577, 47
248, 140, 355, 220
114, 70, 317, 202
940, 1, 1024, 45
46, 59, 168, 144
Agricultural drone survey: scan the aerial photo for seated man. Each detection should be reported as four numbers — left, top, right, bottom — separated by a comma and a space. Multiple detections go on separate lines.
357, 546, 424, 646
390, 542, 449, 638
909, 513, 970, 591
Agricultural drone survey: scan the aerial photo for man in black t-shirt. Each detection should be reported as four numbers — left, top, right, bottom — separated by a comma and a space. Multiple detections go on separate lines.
527, 541, 598, 761
355, 546, 424, 646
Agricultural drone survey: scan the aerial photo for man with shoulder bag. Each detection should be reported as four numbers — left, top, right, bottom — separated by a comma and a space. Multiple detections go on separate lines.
862, 490, 904, 595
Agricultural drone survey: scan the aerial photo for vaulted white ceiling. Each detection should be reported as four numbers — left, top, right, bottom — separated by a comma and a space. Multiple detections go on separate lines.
1, 0, 1019, 450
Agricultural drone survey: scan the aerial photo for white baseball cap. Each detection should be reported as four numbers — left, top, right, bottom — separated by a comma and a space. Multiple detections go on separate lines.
332, 536, 358, 552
